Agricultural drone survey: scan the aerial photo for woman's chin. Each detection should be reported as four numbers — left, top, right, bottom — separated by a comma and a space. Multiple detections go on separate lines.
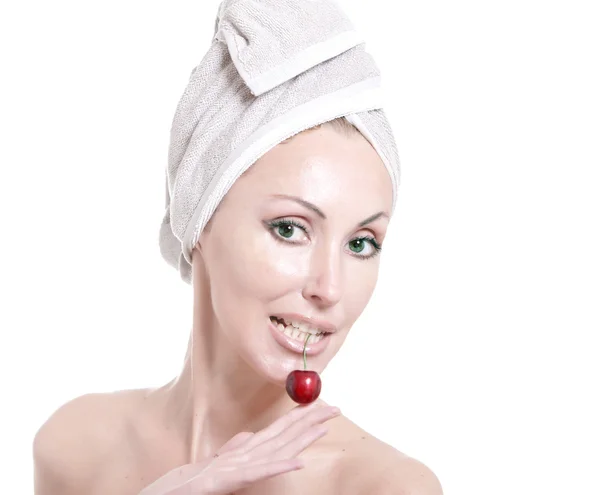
237, 321, 333, 385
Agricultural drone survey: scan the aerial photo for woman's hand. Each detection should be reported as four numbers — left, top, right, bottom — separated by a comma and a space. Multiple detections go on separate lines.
138, 402, 341, 495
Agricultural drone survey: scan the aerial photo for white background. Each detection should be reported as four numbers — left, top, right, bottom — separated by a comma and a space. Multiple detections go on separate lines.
1, 1, 599, 493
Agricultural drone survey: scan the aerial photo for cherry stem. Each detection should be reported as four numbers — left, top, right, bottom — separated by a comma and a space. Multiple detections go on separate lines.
303, 332, 310, 370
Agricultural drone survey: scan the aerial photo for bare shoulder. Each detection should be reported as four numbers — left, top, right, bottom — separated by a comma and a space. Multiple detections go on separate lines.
33, 390, 140, 494
364, 451, 443, 495
335, 419, 442, 495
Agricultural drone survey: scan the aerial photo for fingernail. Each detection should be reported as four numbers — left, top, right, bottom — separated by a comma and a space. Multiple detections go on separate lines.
331, 407, 341, 414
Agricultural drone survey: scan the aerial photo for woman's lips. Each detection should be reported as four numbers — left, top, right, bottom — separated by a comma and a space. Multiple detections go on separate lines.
268, 318, 331, 355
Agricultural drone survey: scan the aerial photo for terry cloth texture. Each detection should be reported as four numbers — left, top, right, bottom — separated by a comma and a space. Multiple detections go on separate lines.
159, 0, 401, 284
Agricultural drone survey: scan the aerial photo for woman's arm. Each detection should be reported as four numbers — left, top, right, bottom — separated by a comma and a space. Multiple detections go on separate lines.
33, 442, 73, 495
33, 394, 99, 495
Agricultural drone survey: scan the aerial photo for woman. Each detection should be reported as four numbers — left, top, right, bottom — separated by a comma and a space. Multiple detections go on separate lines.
33, 118, 441, 495
34, 0, 442, 493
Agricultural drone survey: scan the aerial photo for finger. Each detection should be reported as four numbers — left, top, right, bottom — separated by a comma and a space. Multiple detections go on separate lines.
226, 458, 304, 490
216, 431, 255, 455
272, 423, 329, 459
193, 458, 303, 495
140, 463, 207, 495
249, 406, 339, 457
238, 402, 324, 451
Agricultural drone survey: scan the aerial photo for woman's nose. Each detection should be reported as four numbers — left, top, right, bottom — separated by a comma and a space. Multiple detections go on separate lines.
301, 244, 343, 307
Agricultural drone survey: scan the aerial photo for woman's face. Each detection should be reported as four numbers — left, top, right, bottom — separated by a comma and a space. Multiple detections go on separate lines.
193, 125, 393, 383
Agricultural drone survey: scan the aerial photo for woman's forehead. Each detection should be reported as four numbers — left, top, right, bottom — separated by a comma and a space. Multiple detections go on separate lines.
247, 131, 387, 183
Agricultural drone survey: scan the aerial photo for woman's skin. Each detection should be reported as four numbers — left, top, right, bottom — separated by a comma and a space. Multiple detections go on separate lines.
161, 123, 393, 464
33, 124, 442, 494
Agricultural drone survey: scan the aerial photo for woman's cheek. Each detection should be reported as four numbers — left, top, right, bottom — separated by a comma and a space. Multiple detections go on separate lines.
343, 266, 377, 311
258, 238, 310, 280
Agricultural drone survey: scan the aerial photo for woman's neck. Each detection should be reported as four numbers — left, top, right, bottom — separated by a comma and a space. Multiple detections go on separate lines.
152, 324, 316, 464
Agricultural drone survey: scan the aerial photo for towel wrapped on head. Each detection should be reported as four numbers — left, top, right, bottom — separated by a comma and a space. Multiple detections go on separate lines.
159, 0, 401, 285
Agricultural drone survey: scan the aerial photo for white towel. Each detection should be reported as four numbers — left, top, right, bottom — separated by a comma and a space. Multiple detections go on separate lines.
159, 0, 401, 284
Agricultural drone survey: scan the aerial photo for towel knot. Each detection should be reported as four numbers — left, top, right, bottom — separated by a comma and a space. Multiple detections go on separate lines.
213, 0, 365, 96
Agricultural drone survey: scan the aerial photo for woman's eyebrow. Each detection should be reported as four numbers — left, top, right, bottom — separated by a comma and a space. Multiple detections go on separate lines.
268, 194, 389, 228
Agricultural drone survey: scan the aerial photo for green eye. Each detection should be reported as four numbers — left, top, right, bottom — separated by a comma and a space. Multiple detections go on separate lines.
267, 219, 382, 260
349, 238, 366, 253
278, 224, 294, 238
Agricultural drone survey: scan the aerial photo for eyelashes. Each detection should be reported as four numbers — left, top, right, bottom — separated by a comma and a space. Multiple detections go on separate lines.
266, 218, 382, 260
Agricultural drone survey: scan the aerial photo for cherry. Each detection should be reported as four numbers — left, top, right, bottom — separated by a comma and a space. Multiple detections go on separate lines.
286, 369, 322, 404
286, 331, 322, 404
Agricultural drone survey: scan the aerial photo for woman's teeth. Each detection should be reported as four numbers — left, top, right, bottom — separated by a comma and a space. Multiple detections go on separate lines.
270, 317, 326, 344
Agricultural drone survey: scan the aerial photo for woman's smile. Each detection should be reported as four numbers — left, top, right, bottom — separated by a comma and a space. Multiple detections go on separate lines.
268, 316, 333, 355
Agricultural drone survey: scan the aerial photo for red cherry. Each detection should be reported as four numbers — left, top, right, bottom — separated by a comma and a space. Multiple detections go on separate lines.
286, 370, 322, 404
285, 330, 322, 404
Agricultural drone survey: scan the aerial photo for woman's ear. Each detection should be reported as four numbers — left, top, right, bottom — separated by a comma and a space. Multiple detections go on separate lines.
193, 240, 203, 255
